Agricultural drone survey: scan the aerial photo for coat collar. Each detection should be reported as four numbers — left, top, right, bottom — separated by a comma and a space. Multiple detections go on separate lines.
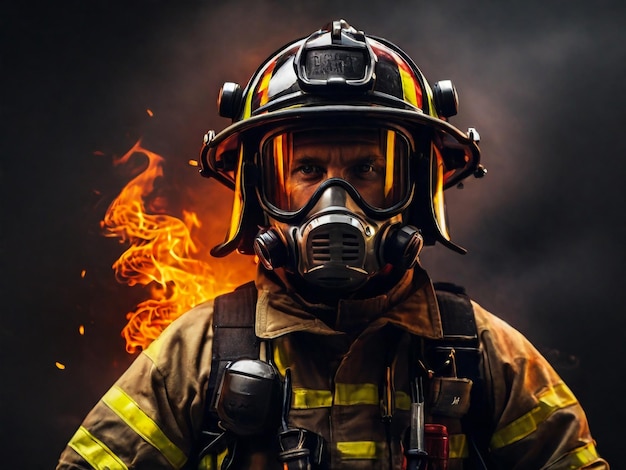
254, 265, 444, 340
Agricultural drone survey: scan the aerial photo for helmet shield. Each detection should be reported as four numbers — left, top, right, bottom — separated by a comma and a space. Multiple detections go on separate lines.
259, 125, 412, 220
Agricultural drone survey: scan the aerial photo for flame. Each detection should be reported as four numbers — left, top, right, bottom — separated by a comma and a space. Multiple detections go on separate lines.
101, 140, 252, 353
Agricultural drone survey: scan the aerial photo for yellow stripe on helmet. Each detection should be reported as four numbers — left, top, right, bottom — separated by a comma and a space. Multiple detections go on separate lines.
241, 59, 277, 119
398, 67, 418, 107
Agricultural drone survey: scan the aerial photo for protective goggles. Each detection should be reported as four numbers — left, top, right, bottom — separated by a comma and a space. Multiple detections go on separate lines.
258, 126, 413, 220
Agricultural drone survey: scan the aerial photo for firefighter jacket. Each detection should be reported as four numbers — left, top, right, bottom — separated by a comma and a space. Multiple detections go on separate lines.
57, 266, 608, 469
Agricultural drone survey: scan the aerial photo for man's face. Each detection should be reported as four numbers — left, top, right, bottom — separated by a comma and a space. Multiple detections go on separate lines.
286, 129, 387, 210
260, 126, 411, 215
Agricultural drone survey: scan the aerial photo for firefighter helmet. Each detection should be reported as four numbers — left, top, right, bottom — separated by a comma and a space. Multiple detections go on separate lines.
199, 19, 484, 259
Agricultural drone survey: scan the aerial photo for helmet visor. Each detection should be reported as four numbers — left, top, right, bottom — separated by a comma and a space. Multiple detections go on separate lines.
260, 126, 412, 215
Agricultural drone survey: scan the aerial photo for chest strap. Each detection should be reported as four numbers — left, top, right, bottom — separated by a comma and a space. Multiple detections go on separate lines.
208, 281, 260, 412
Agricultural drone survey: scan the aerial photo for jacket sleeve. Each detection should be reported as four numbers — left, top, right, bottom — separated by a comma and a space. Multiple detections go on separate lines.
473, 302, 609, 469
56, 301, 216, 470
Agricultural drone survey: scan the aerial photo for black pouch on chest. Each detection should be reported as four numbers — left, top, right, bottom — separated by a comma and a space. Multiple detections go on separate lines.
428, 376, 473, 418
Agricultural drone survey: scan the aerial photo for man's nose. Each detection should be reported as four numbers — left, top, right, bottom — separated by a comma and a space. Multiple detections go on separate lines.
318, 184, 348, 208
326, 167, 343, 179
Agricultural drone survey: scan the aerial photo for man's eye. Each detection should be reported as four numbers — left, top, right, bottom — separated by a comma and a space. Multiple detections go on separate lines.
353, 162, 382, 179
356, 163, 375, 173
298, 165, 323, 175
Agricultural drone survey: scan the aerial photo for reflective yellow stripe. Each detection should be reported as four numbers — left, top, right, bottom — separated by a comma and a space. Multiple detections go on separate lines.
292, 388, 332, 408
197, 448, 229, 470
336, 441, 380, 459
68, 426, 128, 470
335, 383, 378, 405
292, 385, 411, 410
395, 391, 411, 411
197, 453, 214, 470
449, 434, 469, 459
102, 386, 187, 468
273, 342, 289, 376
143, 339, 161, 365
217, 448, 229, 470
557, 441, 600, 467
292, 384, 381, 408
399, 67, 418, 107
490, 382, 578, 449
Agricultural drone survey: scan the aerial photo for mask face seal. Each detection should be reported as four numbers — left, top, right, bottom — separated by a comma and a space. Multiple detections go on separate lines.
253, 125, 423, 291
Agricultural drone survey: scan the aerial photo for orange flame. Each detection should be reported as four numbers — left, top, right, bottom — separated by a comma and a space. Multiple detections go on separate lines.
101, 140, 251, 353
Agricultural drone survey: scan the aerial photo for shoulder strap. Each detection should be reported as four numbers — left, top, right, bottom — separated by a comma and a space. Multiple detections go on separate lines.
194, 282, 260, 466
432, 282, 480, 383
432, 282, 490, 468
207, 281, 259, 411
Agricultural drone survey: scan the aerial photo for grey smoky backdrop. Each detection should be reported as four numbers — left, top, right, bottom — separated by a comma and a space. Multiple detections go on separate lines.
2, 0, 625, 467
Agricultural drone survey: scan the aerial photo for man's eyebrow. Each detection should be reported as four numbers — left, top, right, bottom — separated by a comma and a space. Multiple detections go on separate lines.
350, 154, 385, 163
291, 155, 325, 164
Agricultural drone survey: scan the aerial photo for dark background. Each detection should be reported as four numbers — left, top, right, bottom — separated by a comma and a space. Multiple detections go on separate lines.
2, 1, 625, 468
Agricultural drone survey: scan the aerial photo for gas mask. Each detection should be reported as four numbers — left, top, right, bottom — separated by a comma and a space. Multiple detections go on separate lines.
252, 126, 424, 292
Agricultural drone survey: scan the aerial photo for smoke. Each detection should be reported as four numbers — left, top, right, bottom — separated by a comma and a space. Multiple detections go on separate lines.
3, 0, 625, 466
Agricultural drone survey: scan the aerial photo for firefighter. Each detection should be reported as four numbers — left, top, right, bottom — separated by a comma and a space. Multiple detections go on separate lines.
57, 20, 608, 469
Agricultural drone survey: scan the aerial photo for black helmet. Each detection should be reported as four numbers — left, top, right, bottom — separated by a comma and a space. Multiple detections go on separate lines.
199, 20, 484, 258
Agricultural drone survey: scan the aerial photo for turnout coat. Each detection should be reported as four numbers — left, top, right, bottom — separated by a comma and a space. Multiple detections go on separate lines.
57, 267, 608, 469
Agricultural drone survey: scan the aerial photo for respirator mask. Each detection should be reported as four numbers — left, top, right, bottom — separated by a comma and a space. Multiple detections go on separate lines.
253, 125, 424, 292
